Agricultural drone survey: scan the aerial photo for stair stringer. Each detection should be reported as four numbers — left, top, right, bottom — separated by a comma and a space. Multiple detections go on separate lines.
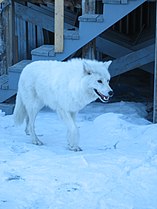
52, 0, 146, 61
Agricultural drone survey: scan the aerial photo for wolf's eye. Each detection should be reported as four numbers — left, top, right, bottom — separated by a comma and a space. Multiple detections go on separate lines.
97, 80, 103, 84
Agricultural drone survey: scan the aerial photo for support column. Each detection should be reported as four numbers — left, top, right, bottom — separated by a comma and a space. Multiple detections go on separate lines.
54, 0, 64, 53
0, 2, 6, 75
82, 0, 96, 59
153, 2, 157, 123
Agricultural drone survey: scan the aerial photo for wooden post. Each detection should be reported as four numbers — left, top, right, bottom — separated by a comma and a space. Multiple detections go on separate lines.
82, 0, 96, 59
0, 2, 7, 75
153, 2, 157, 123
8, 0, 15, 64
0, 10, 3, 53
0, 8, 4, 75
54, 0, 64, 53
82, 0, 95, 14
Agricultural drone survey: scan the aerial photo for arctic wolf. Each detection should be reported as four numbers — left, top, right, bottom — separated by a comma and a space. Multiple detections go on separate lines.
14, 58, 113, 151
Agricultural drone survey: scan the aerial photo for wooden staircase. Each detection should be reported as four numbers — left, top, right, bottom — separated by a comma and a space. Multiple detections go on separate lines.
0, 0, 151, 115
32, 0, 146, 61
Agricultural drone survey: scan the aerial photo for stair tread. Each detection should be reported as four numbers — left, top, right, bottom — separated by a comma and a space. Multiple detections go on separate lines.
102, 0, 128, 3
64, 29, 80, 40
9, 60, 32, 73
0, 103, 15, 115
31, 45, 55, 57
78, 14, 104, 22
0, 75, 8, 89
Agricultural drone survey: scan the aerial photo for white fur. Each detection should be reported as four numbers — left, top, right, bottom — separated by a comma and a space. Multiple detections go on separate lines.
13, 58, 113, 151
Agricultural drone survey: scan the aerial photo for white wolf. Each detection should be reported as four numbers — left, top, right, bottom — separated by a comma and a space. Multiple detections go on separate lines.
13, 58, 113, 151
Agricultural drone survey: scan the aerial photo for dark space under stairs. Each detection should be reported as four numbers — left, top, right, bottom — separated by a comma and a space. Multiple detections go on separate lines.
1, 0, 154, 115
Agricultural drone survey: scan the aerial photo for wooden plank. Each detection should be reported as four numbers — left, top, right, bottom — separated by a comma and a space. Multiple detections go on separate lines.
0, 103, 15, 115
82, 0, 96, 59
2, 0, 15, 70
0, 75, 8, 89
0, 89, 16, 103
31, 45, 55, 60
16, 17, 27, 60
54, 0, 64, 53
21, 18, 27, 59
0, 9, 5, 76
153, 2, 157, 123
109, 44, 155, 77
40, 4, 76, 26
8, 60, 32, 90
15, 2, 72, 32
102, 0, 121, 4
37, 27, 44, 47
121, 0, 128, 4
78, 14, 103, 22
15, 2, 54, 32
27, 22, 36, 59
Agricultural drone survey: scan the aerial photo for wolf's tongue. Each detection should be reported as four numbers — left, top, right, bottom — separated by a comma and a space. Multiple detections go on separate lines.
94, 89, 108, 101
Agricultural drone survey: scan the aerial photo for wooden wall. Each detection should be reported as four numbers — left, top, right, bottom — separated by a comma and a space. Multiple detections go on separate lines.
0, 1, 12, 75
15, 2, 45, 61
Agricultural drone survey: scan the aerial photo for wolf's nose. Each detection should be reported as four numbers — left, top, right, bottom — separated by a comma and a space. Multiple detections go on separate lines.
108, 90, 114, 97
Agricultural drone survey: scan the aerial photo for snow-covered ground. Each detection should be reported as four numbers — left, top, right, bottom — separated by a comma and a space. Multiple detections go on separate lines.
0, 101, 157, 209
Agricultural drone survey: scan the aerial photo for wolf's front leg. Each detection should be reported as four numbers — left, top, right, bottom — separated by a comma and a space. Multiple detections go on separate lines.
67, 127, 82, 151
57, 109, 82, 151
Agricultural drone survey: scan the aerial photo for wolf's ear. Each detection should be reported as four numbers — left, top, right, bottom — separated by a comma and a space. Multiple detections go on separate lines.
83, 62, 92, 75
104, 60, 112, 69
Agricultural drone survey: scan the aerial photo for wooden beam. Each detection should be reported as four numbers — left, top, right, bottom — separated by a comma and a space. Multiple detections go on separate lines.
54, 0, 64, 53
15, 0, 53, 3
82, 0, 96, 59
15, 2, 54, 32
109, 44, 155, 77
9, 0, 16, 64
15, 2, 71, 32
153, 2, 157, 123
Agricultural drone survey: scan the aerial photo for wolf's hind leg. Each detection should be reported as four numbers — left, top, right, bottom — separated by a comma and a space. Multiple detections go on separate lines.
25, 101, 43, 145
25, 116, 30, 135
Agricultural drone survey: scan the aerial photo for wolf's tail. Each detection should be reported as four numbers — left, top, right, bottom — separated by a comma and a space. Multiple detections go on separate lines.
13, 93, 26, 125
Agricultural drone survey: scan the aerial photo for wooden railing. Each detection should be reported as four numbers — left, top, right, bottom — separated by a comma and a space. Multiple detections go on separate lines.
54, 0, 97, 53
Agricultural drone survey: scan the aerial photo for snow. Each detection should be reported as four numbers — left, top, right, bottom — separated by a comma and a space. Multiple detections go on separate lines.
0, 101, 157, 209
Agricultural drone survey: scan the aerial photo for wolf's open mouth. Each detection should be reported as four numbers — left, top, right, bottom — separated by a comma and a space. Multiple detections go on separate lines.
94, 89, 109, 102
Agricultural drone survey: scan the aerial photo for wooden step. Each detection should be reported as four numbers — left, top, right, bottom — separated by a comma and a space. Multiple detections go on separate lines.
32, 0, 146, 62
0, 75, 9, 90
8, 60, 33, 90
31, 45, 55, 61
64, 29, 80, 40
0, 103, 15, 115
15, 2, 77, 33
0, 89, 17, 103
78, 14, 104, 22
102, 0, 128, 4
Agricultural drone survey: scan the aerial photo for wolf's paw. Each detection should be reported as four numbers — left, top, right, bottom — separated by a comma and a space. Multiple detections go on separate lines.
25, 130, 30, 135
32, 139, 44, 146
68, 145, 82, 152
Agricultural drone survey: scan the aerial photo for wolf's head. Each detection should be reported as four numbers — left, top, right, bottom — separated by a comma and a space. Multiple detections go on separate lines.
82, 60, 113, 102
